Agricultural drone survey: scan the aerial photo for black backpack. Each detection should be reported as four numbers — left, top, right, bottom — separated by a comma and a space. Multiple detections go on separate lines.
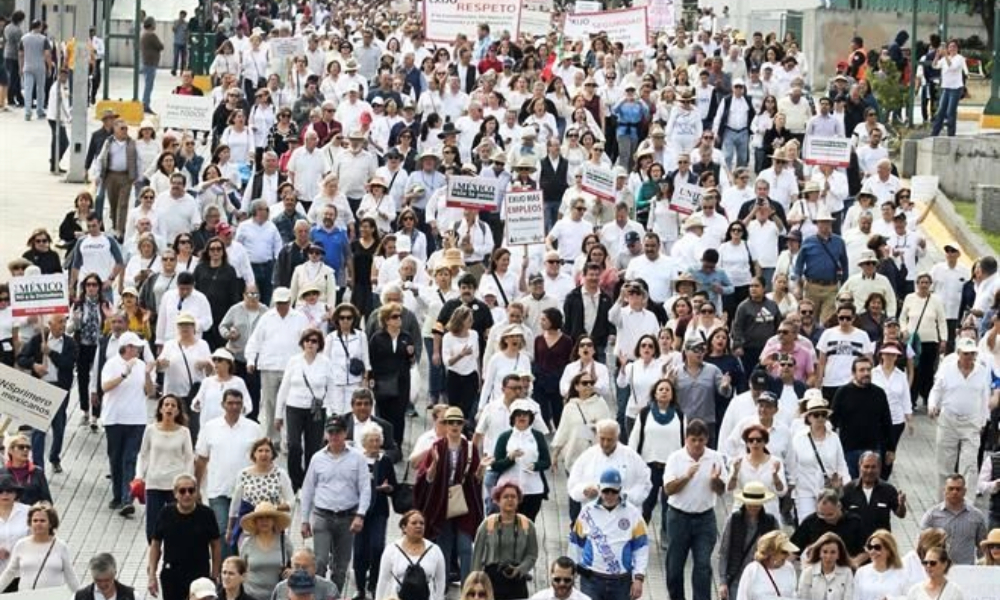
395, 544, 432, 600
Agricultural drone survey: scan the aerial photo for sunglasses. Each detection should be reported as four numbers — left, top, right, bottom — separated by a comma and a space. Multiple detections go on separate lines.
800, 310, 813, 315
338, 315, 353, 321
34, 238, 50, 244
838, 315, 854, 321
700, 308, 715, 314
867, 544, 883, 552
303, 338, 321, 344
579, 342, 594, 348
921, 560, 939, 567
601, 488, 620, 494
552, 578, 573, 584
176, 487, 197, 495
640, 342, 655, 348
467, 593, 488, 599
85, 282, 100, 287
388, 314, 402, 320
747, 437, 764, 444
13, 444, 30, 451
579, 380, 595, 386
778, 329, 793, 335
779, 362, 794, 368
445, 419, 464, 426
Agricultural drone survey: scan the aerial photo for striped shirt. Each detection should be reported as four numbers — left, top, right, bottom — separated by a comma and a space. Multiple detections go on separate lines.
918, 502, 988, 565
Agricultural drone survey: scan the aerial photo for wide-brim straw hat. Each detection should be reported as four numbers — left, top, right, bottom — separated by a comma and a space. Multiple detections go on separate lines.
240, 501, 291, 535
734, 481, 776, 506
979, 528, 1000, 550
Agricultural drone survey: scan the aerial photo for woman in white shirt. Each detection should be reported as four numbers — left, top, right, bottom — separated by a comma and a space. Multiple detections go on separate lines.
308, 175, 355, 232
442, 306, 481, 417
290, 245, 337, 306
900, 528, 948, 591
727, 423, 788, 521
137, 394, 194, 542
786, 394, 850, 520
906, 546, 964, 600
736, 531, 799, 600
479, 325, 530, 409
192, 348, 252, 424
209, 41, 240, 84
275, 328, 337, 491
720, 223, 758, 317
156, 314, 212, 439
930, 40, 967, 138
551, 370, 611, 475
854, 530, 909, 600
0, 504, 79, 593
356, 176, 397, 235
242, 35, 269, 99
249, 90, 276, 164
135, 121, 161, 177
0, 477, 29, 580
798, 532, 855, 600
490, 400, 551, 520
123, 232, 162, 290
559, 335, 612, 401
375, 510, 447, 600
324, 304, 370, 416
617, 333, 667, 433
628, 377, 684, 525
148, 152, 182, 196
871, 343, 912, 479
125, 188, 159, 249
221, 111, 256, 167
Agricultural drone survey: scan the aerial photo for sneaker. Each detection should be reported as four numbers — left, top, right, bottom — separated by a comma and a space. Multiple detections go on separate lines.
89, 417, 99, 432
406, 404, 418, 418
24, 114, 31, 121
108, 500, 121, 510
119, 503, 135, 517
80, 414, 89, 426
51, 462, 63, 474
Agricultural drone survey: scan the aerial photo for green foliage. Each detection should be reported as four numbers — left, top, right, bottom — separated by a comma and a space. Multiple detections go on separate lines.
866, 58, 907, 115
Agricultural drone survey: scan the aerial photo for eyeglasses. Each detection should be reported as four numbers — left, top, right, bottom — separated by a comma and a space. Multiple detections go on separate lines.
921, 560, 939, 567
800, 310, 813, 315
546, 259, 561, 264
141, 194, 155, 199
208, 246, 224, 252
402, 216, 415, 221
579, 341, 594, 348
866, 544, 883, 552
13, 444, 30, 451
388, 314, 402, 320
579, 380, 595, 387
731, 229, 743, 233
338, 315, 353, 321
747, 437, 765, 444
34, 238, 50, 244
85, 282, 100, 288
640, 342, 655, 349
176, 487, 197, 495
303, 338, 321, 345
700, 308, 715, 314
445, 420, 464, 426
600, 488, 620, 495
677, 159, 690, 164
467, 592, 489, 599
573, 206, 586, 212
779, 362, 794, 368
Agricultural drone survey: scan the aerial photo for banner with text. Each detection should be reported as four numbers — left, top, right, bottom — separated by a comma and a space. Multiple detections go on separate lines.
0, 364, 61, 431
564, 7, 649, 55
581, 164, 617, 201
9, 274, 69, 318
423, 0, 522, 43
161, 95, 214, 131
520, 0, 553, 36
803, 136, 852, 167
446, 176, 501, 210
646, 0, 675, 31
505, 191, 546, 245
669, 183, 703, 215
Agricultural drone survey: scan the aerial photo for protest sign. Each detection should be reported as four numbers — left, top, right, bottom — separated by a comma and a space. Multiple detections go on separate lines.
948, 566, 999, 600
646, 0, 675, 31
9, 274, 69, 318
160, 95, 214, 131
0, 364, 61, 431
424, 0, 522, 43
669, 183, 703, 215
520, 0, 552, 36
575, 0, 601, 11
564, 7, 649, 55
446, 176, 501, 210
505, 191, 546, 245
581, 164, 617, 201
803, 136, 852, 167
269, 37, 305, 61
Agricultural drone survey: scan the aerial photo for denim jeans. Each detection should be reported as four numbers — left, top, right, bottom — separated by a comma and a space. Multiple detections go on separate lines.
424, 337, 444, 401
22, 69, 46, 118
352, 514, 387, 595
105, 424, 145, 504
436, 520, 473, 583
932, 87, 961, 137
48, 119, 69, 170
251, 260, 276, 305
666, 506, 717, 600
145, 489, 174, 542
209, 496, 233, 559
580, 572, 631, 600
544, 202, 560, 230
312, 509, 355, 591
722, 128, 750, 169
173, 44, 187, 72
141, 65, 157, 111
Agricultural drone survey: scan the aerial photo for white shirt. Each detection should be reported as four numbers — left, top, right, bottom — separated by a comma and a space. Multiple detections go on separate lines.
787, 430, 850, 500
625, 254, 684, 303
235, 219, 283, 263
566, 443, 652, 506
928, 357, 992, 426
664, 446, 728, 513
853, 565, 909, 600
931, 261, 966, 320
288, 146, 327, 201
155, 289, 214, 343
872, 365, 912, 425
160, 338, 212, 397
935, 53, 967, 89
276, 353, 337, 414
375, 540, 447, 600
100, 354, 150, 425
153, 192, 201, 242
195, 416, 264, 498
475, 397, 548, 458
193, 375, 252, 422
737, 562, 797, 600
817, 327, 874, 387
548, 218, 595, 263
608, 305, 660, 361
530, 588, 592, 600
245, 308, 310, 371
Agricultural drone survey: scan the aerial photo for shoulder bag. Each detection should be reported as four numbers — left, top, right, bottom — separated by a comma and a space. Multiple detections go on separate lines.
301, 370, 328, 422
339, 333, 366, 377
179, 345, 202, 408
808, 433, 839, 490
446, 440, 473, 519
908, 296, 931, 367
31, 539, 57, 590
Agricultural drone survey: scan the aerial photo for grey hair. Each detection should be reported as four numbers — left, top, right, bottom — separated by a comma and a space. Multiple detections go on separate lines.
263, 150, 278, 161
89, 552, 117, 577
859, 450, 881, 467
381, 284, 403, 304
595, 419, 620, 437
359, 422, 384, 443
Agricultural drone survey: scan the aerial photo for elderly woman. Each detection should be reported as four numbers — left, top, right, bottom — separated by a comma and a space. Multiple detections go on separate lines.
369, 302, 416, 448
0, 434, 51, 506
471, 482, 539, 600
238, 502, 291, 600
375, 510, 447, 600
227, 438, 293, 549
0, 503, 79, 592
734, 531, 799, 600
157, 313, 213, 442
797, 532, 855, 600
717, 482, 781, 600
137, 394, 194, 542
415, 407, 485, 584
786, 394, 849, 519
490, 401, 551, 521
353, 422, 398, 600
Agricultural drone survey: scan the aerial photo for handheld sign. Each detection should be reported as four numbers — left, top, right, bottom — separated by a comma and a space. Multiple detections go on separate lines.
581, 164, 617, 202
447, 176, 500, 211
803, 136, 852, 167
161, 95, 214, 131
9, 274, 69, 318
424, 0, 523, 44
505, 191, 546, 245
669, 183, 703, 215
0, 364, 61, 431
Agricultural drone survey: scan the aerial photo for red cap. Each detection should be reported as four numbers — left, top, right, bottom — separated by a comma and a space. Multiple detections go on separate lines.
217, 222, 234, 236
360, 111, 373, 125
836, 60, 848, 70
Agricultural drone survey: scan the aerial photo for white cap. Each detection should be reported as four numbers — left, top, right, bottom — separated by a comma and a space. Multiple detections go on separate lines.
118, 332, 145, 348
272, 287, 293, 303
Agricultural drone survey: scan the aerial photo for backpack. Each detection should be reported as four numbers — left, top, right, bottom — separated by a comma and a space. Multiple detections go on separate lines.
395, 544, 432, 600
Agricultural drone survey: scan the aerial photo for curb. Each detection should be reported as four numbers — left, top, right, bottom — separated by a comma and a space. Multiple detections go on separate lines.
928, 190, 995, 259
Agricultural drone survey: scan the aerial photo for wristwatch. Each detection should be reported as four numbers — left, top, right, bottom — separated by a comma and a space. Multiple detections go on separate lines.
633, 575, 645, 582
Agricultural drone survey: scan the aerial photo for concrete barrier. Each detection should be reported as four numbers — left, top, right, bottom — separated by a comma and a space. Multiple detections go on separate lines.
976, 185, 1000, 234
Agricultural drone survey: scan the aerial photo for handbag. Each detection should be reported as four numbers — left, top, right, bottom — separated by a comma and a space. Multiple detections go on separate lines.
339, 333, 366, 377
808, 433, 840, 490
301, 372, 327, 422
392, 460, 414, 514
908, 297, 931, 366
446, 441, 473, 519
179, 345, 202, 406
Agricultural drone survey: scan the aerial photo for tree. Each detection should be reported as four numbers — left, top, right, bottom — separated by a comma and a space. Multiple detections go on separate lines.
956, 0, 995, 49
867, 58, 907, 118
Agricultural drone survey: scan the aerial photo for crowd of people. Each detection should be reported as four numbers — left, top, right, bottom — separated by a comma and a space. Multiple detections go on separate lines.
0, 2, 996, 600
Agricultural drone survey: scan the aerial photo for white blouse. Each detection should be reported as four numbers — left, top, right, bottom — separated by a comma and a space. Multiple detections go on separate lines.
193, 374, 252, 422
627, 407, 684, 464
442, 331, 481, 376
0, 503, 29, 574
559, 360, 612, 401
853, 565, 909, 600
551, 395, 612, 471
276, 353, 337, 415
497, 427, 544, 494
872, 366, 913, 426
617, 357, 667, 419
737, 562, 798, 600
719, 241, 755, 288
160, 338, 212, 397
0, 537, 80, 592
375, 540, 447, 600
787, 429, 850, 501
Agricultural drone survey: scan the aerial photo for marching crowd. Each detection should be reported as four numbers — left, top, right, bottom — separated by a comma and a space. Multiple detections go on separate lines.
0, 2, 997, 600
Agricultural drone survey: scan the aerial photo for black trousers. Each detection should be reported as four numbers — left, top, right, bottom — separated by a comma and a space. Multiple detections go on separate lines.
90, 59, 103, 104
48, 119, 68, 170
911, 341, 940, 408
376, 394, 407, 448
446, 371, 479, 420
5, 59, 22, 105
286, 405, 326, 491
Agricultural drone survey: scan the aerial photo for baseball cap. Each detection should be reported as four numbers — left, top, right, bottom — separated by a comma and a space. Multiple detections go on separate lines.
118, 332, 145, 348
750, 370, 769, 389
624, 231, 641, 245
325, 414, 347, 432
599, 468, 622, 491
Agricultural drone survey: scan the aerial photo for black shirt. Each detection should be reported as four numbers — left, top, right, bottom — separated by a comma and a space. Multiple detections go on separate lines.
830, 382, 894, 452
154, 504, 220, 573
791, 511, 867, 557
842, 479, 901, 540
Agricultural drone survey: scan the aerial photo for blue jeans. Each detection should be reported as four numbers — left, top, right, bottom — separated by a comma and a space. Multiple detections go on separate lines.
424, 337, 444, 401
666, 506, 717, 600
580, 572, 631, 600
252, 261, 276, 305
209, 496, 232, 558
105, 424, 145, 504
932, 88, 961, 137
141, 65, 157, 111
145, 489, 174, 542
353, 514, 387, 595
722, 128, 750, 169
173, 44, 187, 72
544, 203, 560, 230
615, 384, 630, 443
436, 520, 473, 583
22, 69, 46, 118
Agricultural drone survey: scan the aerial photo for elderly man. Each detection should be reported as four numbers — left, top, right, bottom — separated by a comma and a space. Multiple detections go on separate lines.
288, 130, 326, 204
863, 158, 902, 206
840, 249, 898, 319
148, 474, 221, 599
271, 185, 309, 244
334, 130, 378, 218
155, 271, 213, 346
920, 474, 988, 564
793, 209, 849, 322
567, 420, 651, 522
791, 490, 867, 560
275, 219, 313, 288
94, 118, 139, 234
270, 552, 339, 600
243, 150, 285, 208
842, 452, 907, 540
75, 553, 136, 600
342, 388, 401, 463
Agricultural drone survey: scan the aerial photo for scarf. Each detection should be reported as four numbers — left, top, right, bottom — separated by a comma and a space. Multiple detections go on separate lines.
650, 403, 677, 426
80, 297, 102, 345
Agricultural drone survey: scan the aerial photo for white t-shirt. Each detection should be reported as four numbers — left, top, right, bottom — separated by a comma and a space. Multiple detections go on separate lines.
664, 447, 728, 513
100, 355, 150, 425
817, 327, 873, 387
195, 416, 264, 498
548, 218, 595, 262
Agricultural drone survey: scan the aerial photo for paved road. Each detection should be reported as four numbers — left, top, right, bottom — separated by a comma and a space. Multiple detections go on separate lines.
0, 68, 988, 599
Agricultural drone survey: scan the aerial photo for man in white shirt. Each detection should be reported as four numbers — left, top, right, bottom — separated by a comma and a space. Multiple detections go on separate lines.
154, 173, 202, 242
529, 557, 592, 600
567, 420, 651, 511
517, 273, 561, 335
195, 388, 264, 552
245, 287, 309, 448
439, 75, 470, 123
856, 129, 889, 176
69, 212, 125, 299
155, 271, 213, 346
839, 250, 898, 315
236, 200, 284, 305
600, 203, 645, 259
625, 232, 684, 303
757, 153, 799, 211
862, 158, 901, 206
671, 215, 708, 272
100, 332, 156, 515
931, 243, 966, 350
333, 131, 378, 211
539, 251, 576, 303
288, 130, 326, 204
242, 151, 282, 208
693, 189, 730, 249
548, 198, 596, 274
886, 212, 925, 298
843, 212, 875, 278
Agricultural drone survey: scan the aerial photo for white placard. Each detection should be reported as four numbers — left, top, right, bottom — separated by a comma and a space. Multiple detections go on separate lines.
575, 0, 601, 11
269, 37, 305, 61
670, 183, 704, 215
647, 0, 675, 31
505, 190, 546, 245
948, 566, 1000, 600
8, 274, 69, 318
423, 0, 523, 44
161, 94, 214, 131
564, 7, 649, 55
520, 0, 553, 36
446, 176, 501, 211
803, 136, 852, 167
580, 164, 616, 201
0, 364, 61, 431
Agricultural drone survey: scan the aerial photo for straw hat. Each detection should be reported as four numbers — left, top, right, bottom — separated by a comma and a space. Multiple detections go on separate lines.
979, 528, 1000, 550
683, 214, 704, 230
800, 181, 821, 195
734, 481, 775, 506
443, 406, 465, 422
240, 502, 292, 535
802, 396, 832, 418
441, 248, 464, 269
813, 206, 835, 222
